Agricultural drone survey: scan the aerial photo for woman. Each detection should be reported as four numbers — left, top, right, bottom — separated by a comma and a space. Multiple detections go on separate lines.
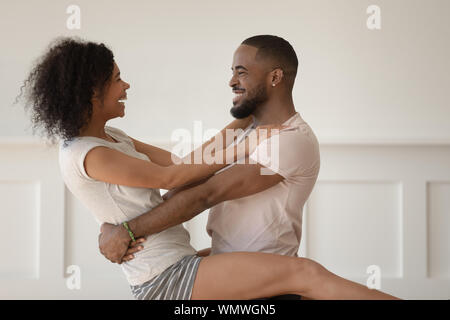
20, 37, 399, 300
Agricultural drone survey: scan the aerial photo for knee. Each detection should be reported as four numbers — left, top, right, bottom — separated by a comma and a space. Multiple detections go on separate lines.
291, 257, 326, 289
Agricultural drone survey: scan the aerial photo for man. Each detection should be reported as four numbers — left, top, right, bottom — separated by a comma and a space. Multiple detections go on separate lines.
99, 35, 320, 298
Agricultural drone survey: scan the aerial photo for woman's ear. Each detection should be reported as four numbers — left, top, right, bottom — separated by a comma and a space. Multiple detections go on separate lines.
91, 88, 98, 101
91, 88, 102, 107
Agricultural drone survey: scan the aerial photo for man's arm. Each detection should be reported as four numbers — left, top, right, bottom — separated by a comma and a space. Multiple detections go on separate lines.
130, 164, 283, 237
99, 163, 283, 263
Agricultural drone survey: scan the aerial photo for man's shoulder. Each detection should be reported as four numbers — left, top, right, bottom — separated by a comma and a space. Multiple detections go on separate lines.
279, 123, 319, 152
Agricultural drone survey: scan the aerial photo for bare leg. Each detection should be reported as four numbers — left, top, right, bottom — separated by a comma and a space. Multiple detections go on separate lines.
191, 252, 399, 300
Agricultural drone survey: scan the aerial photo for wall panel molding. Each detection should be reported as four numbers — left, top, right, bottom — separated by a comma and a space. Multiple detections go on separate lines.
427, 182, 450, 279
1, 139, 449, 299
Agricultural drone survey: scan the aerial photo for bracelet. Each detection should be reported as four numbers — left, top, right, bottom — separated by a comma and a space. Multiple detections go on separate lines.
122, 221, 136, 242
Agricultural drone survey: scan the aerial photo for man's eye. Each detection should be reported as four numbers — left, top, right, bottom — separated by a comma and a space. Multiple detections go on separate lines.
238, 72, 245, 75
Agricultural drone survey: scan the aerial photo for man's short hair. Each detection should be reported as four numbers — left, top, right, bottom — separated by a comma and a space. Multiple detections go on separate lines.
241, 35, 298, 80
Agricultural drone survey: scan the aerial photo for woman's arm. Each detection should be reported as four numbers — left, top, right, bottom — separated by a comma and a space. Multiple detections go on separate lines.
130, 116, 253, 167
181, 116, 254, 164
83, 133, 254, 190
130, 140, 176, 167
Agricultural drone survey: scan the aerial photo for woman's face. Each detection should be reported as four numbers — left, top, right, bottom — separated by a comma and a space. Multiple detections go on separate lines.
95, 62, 130, 119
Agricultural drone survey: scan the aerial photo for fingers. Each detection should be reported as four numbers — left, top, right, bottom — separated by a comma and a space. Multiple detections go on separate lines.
121, 250, 141, 263
196, 247, 211, 257
130, 237, 146, 247
121, 238, 145, 263
256, 124, 294, 130
122, 246, 143, 262
255, 125, 296, 142
98, 223, 139, 265
280, 125, 297, 132
127, 245, 144, 255
122, 256, 133, 263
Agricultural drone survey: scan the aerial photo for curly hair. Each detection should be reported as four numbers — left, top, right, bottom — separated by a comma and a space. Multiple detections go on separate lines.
17, 37, 115, 142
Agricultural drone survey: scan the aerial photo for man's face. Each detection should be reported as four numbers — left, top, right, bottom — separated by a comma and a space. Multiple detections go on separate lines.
229, 45, 270, 119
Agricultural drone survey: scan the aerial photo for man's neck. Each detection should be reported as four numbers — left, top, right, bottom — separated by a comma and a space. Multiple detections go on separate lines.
253, 95, 297, 126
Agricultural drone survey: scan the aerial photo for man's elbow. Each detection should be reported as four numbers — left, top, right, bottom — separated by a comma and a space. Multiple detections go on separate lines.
175, 183, 215, 224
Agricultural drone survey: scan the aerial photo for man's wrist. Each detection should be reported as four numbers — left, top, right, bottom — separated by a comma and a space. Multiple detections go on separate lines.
122, 221, 136, 242
119, 222, 133, 243
126, 219, 139, 239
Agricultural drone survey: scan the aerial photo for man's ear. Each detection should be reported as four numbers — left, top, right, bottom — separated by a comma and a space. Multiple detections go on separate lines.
270, 68, 284, 87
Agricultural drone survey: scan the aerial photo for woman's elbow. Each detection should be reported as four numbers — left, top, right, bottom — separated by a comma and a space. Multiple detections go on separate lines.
159, 177, 178, 190
160, 171, 183, 190
138, 166, 178, 190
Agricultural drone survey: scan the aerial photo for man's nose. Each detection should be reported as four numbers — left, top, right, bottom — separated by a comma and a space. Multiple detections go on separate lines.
229, 74, 238, 88
124, 81, 131, 90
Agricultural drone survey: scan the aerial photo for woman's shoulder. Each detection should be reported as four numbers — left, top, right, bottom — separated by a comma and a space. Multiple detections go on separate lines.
58, 137, 109, 164
58, 137, 113, 181
105, 126, 131, 142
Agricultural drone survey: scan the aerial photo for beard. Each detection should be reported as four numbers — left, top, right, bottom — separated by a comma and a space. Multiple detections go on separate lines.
230, 83, 268, 119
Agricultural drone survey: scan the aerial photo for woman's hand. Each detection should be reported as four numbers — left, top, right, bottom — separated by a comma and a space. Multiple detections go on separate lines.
239, 124, 289, 158
254, 124, 289, 144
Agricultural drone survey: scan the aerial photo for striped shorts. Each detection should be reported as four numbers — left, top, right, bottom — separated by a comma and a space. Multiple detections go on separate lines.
130, 255, 202, 300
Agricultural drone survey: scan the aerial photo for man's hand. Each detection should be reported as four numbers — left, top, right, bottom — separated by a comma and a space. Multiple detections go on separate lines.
196, 247, 211, 257
98, 223, 132, 264
121, 238, 146, 263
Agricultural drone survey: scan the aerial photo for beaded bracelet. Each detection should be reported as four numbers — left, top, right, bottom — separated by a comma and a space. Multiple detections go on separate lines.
122, 221, 136, 242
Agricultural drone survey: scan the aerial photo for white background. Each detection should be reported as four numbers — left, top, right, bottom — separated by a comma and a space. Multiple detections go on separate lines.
0, 0, 449, 299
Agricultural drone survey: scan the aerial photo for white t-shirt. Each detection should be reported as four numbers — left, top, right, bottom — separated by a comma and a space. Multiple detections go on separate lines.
206, 112, 320, 256
59, 126, 196, 286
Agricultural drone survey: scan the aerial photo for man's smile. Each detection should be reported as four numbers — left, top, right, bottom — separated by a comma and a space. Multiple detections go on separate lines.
232, 89, 245, 104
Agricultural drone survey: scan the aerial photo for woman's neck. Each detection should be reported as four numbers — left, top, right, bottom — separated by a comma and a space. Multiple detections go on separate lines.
79, 118, 109, 140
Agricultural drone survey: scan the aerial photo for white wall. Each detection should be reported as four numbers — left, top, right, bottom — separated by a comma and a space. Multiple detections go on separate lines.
2, 0, 450, 142
1, 0, 449, 299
